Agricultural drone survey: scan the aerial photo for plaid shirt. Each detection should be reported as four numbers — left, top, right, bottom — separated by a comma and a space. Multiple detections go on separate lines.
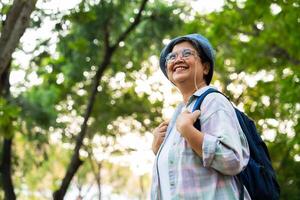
151, 86, 251, 200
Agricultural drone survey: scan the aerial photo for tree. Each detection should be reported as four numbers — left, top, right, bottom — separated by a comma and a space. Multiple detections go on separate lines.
14, 0, 187, 199
0, 0, 37, 199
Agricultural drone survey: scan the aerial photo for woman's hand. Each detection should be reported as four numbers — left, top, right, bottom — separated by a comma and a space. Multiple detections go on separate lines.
176, 110, 204, 156
176, 110, 201, 138
152, 121, 169, 155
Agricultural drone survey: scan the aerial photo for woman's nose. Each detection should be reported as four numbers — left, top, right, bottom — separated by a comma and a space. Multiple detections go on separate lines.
173, 55, 185, 64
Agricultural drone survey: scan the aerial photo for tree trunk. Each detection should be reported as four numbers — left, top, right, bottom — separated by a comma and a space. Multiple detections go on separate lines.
53, 52, 111, 200
88, 150, 102, 200
0, 60, 16, 200
0, 0, 37, 77
0, 138, 16, 200
0, 0, 36, 197
96, 162, 102, 200
53, 1, 148, 199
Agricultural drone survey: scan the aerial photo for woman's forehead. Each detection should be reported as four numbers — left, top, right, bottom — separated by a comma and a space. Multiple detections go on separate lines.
171, 41, 196, 52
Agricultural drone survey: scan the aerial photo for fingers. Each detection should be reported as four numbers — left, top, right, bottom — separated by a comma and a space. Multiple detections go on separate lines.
191, 110, 201, 122
159, 124, 168, 132
154, 121, 168, 135
152, 120, 170, 154
158, 132, 166, 139
157, 120, 169, 131
180, 109, 201, 123
159, 120, 169, 127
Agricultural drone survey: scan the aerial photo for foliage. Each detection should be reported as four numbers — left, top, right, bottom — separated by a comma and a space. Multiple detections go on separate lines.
0, 98, 20, 138
0, 0, 299, 199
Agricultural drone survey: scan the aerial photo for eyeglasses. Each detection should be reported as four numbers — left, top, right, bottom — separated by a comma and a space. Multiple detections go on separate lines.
165, 48, 198, 65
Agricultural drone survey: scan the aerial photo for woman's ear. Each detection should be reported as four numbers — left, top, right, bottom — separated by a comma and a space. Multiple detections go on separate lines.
203, 62, 210, 75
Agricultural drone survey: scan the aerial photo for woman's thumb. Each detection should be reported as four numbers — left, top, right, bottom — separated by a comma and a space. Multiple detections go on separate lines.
192, 110, 201, 122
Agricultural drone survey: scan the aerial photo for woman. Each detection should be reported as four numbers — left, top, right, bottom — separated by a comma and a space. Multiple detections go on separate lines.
151, 34, 251, 200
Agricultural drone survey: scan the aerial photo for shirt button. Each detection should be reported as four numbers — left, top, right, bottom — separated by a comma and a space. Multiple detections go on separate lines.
170, 160, 174, 164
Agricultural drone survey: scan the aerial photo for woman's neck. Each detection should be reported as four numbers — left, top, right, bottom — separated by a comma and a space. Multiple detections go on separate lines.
178, 82, 207, 104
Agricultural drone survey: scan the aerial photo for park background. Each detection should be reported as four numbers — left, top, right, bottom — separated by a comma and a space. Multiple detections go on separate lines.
0, 0, 299, 199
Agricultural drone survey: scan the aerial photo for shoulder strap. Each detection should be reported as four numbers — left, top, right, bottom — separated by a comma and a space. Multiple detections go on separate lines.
192, 88, 223, 131
192, 88, 223, 112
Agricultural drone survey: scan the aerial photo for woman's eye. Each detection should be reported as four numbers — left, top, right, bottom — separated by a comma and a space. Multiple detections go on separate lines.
168, 54, 176, 60
183, 50, 192, 57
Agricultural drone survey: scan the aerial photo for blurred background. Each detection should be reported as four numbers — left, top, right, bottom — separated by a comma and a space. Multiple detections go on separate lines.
0, 0, 299, 199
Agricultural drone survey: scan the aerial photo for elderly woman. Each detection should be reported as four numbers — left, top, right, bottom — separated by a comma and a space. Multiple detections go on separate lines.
151, 34, 251, 200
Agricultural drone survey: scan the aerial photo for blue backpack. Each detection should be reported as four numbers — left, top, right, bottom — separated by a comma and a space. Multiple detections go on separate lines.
192, 88, 280, 200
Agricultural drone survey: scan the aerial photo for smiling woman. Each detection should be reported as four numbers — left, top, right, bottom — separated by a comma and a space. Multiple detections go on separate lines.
150, 34, 251, 200
165, 41, 211, 95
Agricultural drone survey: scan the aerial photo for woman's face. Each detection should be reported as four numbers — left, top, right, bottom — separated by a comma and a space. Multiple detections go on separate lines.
166, 41, 209, 88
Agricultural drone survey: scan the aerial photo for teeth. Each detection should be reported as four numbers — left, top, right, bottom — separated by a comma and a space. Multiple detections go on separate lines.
174, 67, 186, 72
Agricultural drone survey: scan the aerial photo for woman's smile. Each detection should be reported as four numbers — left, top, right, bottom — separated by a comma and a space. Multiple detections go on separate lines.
173, 65, 189, 72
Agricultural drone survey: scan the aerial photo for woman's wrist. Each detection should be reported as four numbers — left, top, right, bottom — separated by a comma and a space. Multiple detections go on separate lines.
182, 126, 204, 156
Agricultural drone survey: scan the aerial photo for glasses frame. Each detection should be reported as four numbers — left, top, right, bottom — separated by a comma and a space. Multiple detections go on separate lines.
165, 48, 199, 65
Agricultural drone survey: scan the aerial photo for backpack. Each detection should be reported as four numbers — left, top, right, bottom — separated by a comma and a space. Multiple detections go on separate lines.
192, 88, 280, 200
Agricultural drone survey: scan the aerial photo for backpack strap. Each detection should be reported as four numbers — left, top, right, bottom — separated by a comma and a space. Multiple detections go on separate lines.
192, 88, 222, 113
192, 88, 224, 131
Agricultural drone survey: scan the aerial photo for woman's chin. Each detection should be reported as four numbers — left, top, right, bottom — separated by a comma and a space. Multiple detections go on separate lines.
172, 73, 190, 83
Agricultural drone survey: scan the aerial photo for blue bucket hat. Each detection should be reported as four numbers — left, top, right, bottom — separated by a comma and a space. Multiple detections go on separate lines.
159, 33, 215, 85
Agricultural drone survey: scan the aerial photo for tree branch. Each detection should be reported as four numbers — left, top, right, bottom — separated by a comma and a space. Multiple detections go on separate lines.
87, 151, 102, 200
110, 0, 148, 51
0, 60, 11, 96
268, 44, 300, 66
0, 0, 37, 77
